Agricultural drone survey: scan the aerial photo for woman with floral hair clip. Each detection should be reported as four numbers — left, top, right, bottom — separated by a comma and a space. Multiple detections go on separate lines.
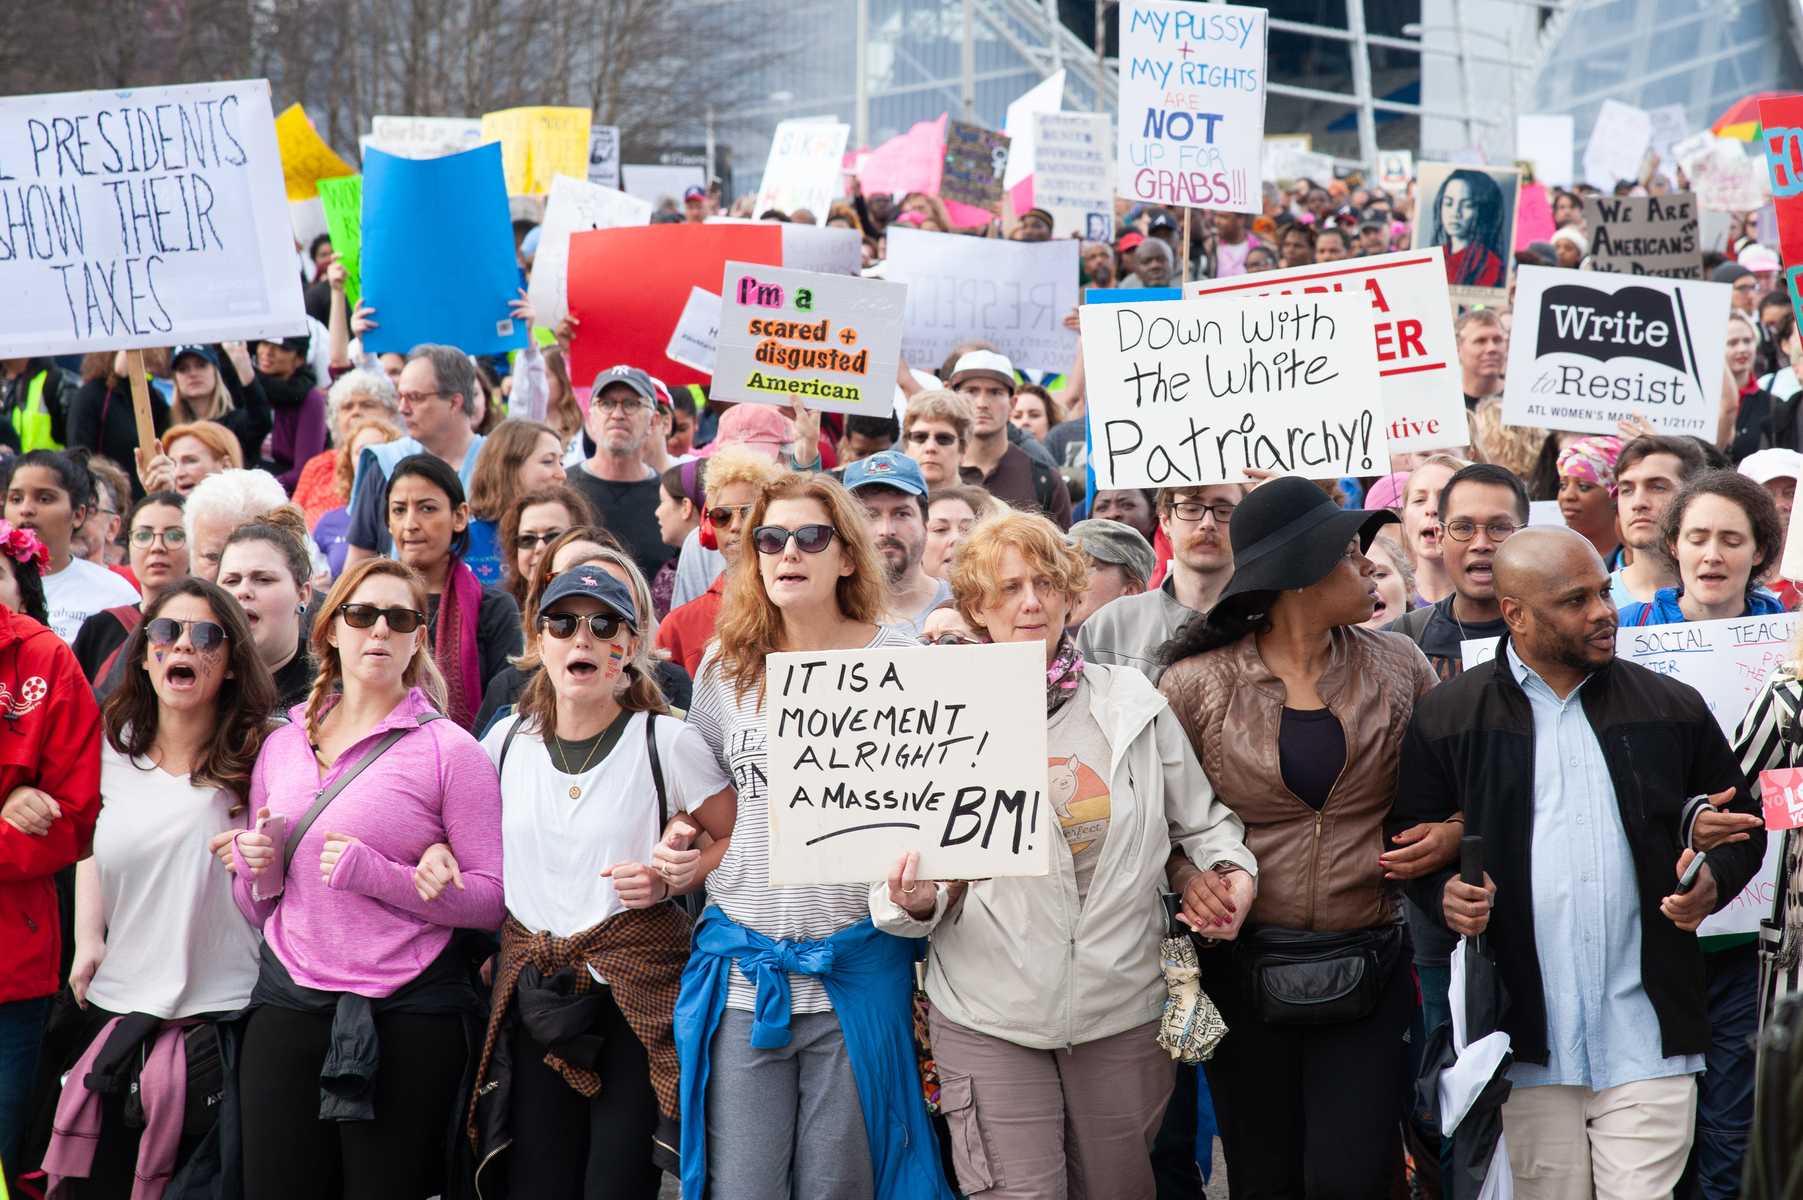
0, 518, 51, 627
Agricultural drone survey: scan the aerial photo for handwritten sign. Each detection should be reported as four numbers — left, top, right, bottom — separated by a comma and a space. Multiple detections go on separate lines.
361, 115, 482, 161
528, 173, 653, 328
1502, 265, 1731, 437
0, 79, 309, 358
316, 174, 361, 308
1187, 248, 1464, 454
1758, 96, 1803, 314
1079, 289, 1387, 489
756, 121, 850, 223
765, 642, 1050, 884
1032, 112, 1112, 239
1583, 100, 1653, 190
274, 103, 354, 200
480, 106, 591, 195
1001, 70, 1066, 198
1683, 136, 1769, 213
1583, 192, 1703, 278
666, 286, 720, 375
586, 124, 621, 190
885, 226, 1077, 373
1117, 0, 1267, 213
940, 120, 1010, 213
1760, 768, 1803, 832
714, 262, 906, 416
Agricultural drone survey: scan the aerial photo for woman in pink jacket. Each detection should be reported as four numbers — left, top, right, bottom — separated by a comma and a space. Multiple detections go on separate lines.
231, 556, 504, 1200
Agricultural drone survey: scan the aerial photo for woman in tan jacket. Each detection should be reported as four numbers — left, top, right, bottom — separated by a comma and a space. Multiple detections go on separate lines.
1158, 476, 1437, 1198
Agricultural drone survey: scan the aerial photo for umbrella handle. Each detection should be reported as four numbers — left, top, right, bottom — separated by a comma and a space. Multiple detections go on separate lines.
1460, 835, 1483, 887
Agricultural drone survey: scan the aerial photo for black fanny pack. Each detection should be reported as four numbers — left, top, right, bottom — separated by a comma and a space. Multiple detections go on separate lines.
1228, 924, 1403, 1025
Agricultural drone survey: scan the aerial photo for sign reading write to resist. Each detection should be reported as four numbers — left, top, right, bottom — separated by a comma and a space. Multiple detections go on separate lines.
765, 643, 1050, 885
0, 79, 307, 358
1117, 0, 1267, 214
1079, 290, 1387, 489
1502, 264, 1731, 436
712, 261, 905, 415
1187, 248, 1465, 453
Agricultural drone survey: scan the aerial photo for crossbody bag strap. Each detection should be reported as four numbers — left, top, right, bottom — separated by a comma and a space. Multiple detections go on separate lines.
645, 711, 669, 832
498, 713, 525, 773
285, 713, 446, 870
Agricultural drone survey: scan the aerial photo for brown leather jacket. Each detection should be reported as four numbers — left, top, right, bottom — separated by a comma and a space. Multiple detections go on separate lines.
1160, 625, 1437, 932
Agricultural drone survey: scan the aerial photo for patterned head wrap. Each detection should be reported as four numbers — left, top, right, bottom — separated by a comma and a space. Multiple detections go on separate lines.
1557, 436, 1624, 495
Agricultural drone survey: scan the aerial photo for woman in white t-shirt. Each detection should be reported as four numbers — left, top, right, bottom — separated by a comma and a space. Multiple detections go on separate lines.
52, 576, 276, 1195
2, 449, 139, 642
465, 566, 734, 1200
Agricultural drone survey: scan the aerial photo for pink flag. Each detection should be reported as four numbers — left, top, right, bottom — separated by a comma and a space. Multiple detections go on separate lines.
858, 115, 947, 197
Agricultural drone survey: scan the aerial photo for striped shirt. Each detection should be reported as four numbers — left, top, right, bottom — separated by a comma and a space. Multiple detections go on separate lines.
689, 626, 917, 1013
1734, 663, 1803, 793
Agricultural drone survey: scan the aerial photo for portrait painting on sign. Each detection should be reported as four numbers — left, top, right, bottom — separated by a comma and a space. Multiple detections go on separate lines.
1413, 162, 1521, 302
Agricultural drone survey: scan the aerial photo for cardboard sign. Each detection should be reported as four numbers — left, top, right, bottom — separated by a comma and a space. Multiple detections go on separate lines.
359, 143, 526, 357
1582, 192, 1704, 278
361, 115, 482, 161
1001, 70, 1066, 196
528, 173, 653, 328
883, 226, 1078, 373
1413, 162, 1520, 306
1118, 0, 1267, 213
713, 262, 906, 415
1515, 114, 1573, 189
316, 174, 362, 308
755, 121, 851, 223
666, 286, 720, 375
940, 120, 1010, 213
764, 642, 1051, 885
1502, 265, 1731, 437
1584, 100, 1653, 190
1760, 768, 1803, 832
1758, 96, 1803, 314
1187, 248, 1466, 454
480, 106, 591, 195
0, 79, 308, 358
1378, 149, 1413, 191
859, 116, 946, 198
1032, 112, 1113, 239
1079, 290, 1387, 489
274, 103, 354, 200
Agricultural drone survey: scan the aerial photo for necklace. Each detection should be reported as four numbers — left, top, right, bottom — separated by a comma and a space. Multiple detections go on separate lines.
553, 730, 607, 798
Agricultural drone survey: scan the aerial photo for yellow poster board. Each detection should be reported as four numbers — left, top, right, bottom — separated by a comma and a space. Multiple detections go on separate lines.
274, 104, 355, 201
480, 106, 592, 195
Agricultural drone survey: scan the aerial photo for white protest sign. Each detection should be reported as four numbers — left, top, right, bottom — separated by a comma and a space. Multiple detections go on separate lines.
1584, 100, 1653, 190
586, 124, 621, 190
620, 163, 704, 205
1647, 105, 1688, 177
1503, 265, 1731, 437
1117, 0, 1267, 213
1684, 138, 1770, 212
1378, 149, 1413, 191
755, 121, 851, 224
361, 115, 483, 161
1188, 248, 1465, 453
712, 261, 905, 415
527, 173, 653, 327
1515, 113, 1574, 189
704, 218, 863, 276
1261, 135, 1309, 182
1001, 69, 1066, 193
884, 225, 1078, 373
666, 286, 720, 375
1032, 112, 1113, 239
0, 79, 307, 358
1079, 290, 1387, 489
765, 642, 1051, 884
1264, 137, 1336, 187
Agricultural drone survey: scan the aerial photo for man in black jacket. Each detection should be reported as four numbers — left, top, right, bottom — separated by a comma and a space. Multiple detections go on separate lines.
1392, 525, 1764, 1200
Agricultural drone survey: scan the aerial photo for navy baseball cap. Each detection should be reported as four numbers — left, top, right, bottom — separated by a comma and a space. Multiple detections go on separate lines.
539, 567, 638, 625
171, 344, 219, 369
684, 185, 707, 200
843, 450, 928, 496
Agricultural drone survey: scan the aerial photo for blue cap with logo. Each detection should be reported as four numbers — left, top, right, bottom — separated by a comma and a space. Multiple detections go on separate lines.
171, 345, 219, 369
539, 566, 638, 625
842, 450, 928, 496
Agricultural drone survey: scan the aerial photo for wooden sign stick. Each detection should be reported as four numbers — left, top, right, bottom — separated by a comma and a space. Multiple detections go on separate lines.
123, 348, 158, 471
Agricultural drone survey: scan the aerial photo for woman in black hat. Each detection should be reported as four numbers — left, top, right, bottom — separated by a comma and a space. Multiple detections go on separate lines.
1156, 476, 1439, 1197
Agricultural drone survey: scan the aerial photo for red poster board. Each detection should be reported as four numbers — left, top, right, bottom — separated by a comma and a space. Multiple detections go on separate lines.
1758, 95, 1803, 312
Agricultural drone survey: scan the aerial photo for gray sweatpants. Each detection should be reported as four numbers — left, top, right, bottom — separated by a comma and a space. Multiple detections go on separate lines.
705, 1007, 875, 1200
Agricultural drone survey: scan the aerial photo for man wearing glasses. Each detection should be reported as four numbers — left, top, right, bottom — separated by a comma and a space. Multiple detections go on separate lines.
567, 365, 676, 582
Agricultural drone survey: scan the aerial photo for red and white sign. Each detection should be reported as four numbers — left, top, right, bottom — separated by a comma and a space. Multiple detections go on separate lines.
1187, 247, 1467, 453
1761, 768, 1803, 832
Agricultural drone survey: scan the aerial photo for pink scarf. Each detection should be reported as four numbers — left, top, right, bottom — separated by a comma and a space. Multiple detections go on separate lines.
435, 558, 484, 730
44, 1017, 198, 1200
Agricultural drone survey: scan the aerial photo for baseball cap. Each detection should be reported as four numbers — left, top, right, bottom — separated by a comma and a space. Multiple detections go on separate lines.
539, 566, 638, 625
591, 365, 656, 401
948, 350, 1017, 394
1739, 245, 1782, 272
1117, 232, 1145, 253
713, 403, 794, 459
1712, 261, 1754, 285
171, 344, 219, 369
1739, 448, 1803, 485
843, 450, 927, 496
684, 185, 707, 201
1066, 519, 1155, 589
1022, 207, 1055, 227
1358, 210, 1387, 232
1147, 213, 1179, 233
520, 225, 542, 255
646, 374, 674, 412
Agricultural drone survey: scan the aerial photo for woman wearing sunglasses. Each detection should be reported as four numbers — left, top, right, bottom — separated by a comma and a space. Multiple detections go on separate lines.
463, 567, 735, 1198
498, 482, 596, 614
901, 390, 976, 488
229, 557, 504, 1200
217, 521, 318, 712
657, 446, 783, 676
384, 454, 523, 729
464, 418, 570, 588
74, 491, 188, 688
678, 471, 947, 1200
45, 579, 273, 1197
653, 460, 707, 619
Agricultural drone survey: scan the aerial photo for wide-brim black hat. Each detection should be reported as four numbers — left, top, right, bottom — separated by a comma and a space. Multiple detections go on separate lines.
1214, 476, 1395, 607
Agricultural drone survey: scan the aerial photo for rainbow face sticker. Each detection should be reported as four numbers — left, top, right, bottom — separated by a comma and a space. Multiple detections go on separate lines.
606, 643, 625, 676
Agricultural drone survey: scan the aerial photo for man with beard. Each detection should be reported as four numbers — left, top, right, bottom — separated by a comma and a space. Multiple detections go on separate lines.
844, 452, 948, 637
1393, 526, 1760, 1200
565, 365, 677, 580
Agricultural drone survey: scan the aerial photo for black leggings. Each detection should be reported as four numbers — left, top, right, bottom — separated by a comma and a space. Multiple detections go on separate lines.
1200, 945, 1414, 1200
506, 987, 663, 1200
239, 1005, 467, 1200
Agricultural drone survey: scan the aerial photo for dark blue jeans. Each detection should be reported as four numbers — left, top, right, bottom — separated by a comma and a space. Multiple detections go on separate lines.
1696, 941, 1758, 1200
0, 994, 49, 1178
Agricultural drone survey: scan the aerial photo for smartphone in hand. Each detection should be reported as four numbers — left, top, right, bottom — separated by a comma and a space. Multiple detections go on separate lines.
252, 813, 288, 902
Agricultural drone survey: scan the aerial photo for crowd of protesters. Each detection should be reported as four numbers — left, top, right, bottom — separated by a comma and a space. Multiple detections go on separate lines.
0, 157, 1793, 1200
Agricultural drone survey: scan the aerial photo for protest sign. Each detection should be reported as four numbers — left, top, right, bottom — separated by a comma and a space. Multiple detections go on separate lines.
0, 79, 308, 358
666, 287, 721, 375
1079, 290, 1387, 489
1001, 70, 1066, 204
1118, 0, 1267, 212
316, 174, 361, 308
1413, 162, 1519, 306
1583, 100, 1653, 190
940, 120, 1010, 213
1515, 183, 1555, 250
361, 115, 482, 160
1684, 137, 1769, 212
756, 121, 851, 223
1377, 149, 1413, 191
1581, 192, 1703, 278
480, 106, 591, 195
1031, 112, 1112, 238
1502, 264, 1731, 437
1515, 114, 1573, 188
620, 163, 704, 205
1648, 104, 1689, 177
884, 226, 1078, 373
1187, 248, 1465, 454
1261, 135, 1309, 182
777, 223, 862, 276
289, 196, 329, 249
359, 144, 526, 357
1758, 96, 1803, 313
1760, 769, 1803, 833
527, 173, 653, 328
1784, 476, 1803, 584
586, 124, 621, 190
274, 103, 354, 200
712, 262, 906, 416
859, 116, 946, 198
764, 642, 1051, 884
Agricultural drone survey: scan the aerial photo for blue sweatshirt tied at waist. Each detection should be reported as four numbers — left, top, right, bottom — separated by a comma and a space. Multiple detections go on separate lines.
673, 907, 952, 1200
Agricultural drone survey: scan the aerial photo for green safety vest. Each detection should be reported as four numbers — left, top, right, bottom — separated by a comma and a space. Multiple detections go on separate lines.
10, 371, 60, 453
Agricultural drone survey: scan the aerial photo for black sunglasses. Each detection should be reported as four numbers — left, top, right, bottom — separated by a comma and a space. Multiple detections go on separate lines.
513, 530, 566, 550
539, 611, 629, 641
337, 603, 425, 633
752, 524, 837, 555
146, 617, 227, 653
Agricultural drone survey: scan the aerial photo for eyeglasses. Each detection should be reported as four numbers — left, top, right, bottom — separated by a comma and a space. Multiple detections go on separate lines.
513, 530, 566, 550
1734, 280, 1761, 292
752, 524, 838, 555
595, 396, 649, 414
1440, 519, 1521, 542
919, 632, 979, 646
1166, 501, 1236, 524
539, 611, 628, 640
397, 390, 452, 406
130, 527, 187, 547
146, 617, 227, 653
337, 603, 425, 633
907, 430, 959, 447
707, 503, 753, 528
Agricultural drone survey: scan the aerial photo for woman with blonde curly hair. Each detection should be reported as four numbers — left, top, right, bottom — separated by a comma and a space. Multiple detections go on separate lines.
874, 510, 1253, 1200
1468, 398, 1545, 481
